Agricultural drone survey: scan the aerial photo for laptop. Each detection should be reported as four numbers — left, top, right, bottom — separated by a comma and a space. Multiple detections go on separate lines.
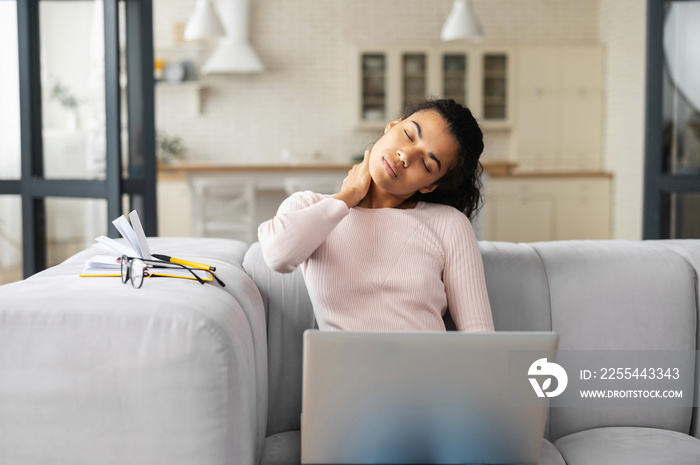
301, 330, 559, 465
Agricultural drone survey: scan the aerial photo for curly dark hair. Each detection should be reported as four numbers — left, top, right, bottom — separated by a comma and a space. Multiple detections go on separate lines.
400, 98, 485, 220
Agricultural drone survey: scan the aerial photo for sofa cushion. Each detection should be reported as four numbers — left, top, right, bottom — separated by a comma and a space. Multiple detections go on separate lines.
243, 243, 317, 436
531, 240, 697, 441
260, 431, 301, 465
539, 438, 567, 465
479, 241, 552, 332
554, 426, 700, 465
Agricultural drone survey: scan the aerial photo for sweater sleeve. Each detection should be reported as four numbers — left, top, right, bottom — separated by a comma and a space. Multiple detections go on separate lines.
443, 211, 495, 332
257, 191, 349, 273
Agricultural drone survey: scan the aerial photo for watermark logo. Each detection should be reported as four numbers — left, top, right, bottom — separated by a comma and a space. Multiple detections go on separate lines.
528, 358, 568, 398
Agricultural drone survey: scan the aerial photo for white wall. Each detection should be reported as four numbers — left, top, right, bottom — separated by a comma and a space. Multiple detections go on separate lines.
153, 0, 602, 165
599, 0, 647, 240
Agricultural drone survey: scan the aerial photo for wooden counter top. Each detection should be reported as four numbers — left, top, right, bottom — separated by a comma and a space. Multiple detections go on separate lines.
158, 162, 353, 174
158, 159, 520, 175
157, 161, 612, 179
491, 170, 613, 179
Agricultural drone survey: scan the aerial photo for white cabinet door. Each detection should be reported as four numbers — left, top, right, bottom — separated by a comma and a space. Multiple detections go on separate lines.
553, 179, 611, 240
490, 194, 553, 242
516, 93, 558, 149
558, 46, 604, 91
558, 92, 603, 152
516, 46, 558, 91
157, 177, 192, 237
398, 48, 433, 109
514, 45, 604, 171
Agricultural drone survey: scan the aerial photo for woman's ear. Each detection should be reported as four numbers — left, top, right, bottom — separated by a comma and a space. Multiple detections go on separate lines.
384, 119, 402, 134
418, 183, 438, 194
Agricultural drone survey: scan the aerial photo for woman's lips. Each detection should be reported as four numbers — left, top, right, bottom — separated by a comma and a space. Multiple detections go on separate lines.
382, 157, 397, 178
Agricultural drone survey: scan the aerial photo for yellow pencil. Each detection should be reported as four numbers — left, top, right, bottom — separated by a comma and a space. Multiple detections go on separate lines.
152, 254, 216, 272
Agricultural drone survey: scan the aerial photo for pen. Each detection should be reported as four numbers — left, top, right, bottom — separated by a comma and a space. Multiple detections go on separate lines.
152, 254, 217, 272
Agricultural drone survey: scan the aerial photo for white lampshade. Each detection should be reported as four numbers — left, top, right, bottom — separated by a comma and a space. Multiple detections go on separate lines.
441, 0, 483, 42
202, 39, 263, 74
202, 0, 264, 74
184, 0, 225, 41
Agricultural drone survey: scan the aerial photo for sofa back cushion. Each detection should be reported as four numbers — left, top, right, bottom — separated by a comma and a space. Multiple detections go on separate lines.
479, 242, 552, 332
656, 240, 700, 440
531, 241, 697, 442
243, 243, 316, 436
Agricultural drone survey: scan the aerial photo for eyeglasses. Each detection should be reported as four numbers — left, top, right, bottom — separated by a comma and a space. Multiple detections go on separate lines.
119, 255, 225, 289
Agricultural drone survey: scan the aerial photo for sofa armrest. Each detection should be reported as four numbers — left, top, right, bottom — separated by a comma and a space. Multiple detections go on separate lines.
0, 238, 267, 465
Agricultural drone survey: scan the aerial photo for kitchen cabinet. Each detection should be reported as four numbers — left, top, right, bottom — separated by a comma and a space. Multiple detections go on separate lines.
484, 175, 611, 242
157, 173, 193, 236
157, 164, 350, 241
514, 45, 604, 171
355, 46, 512, 130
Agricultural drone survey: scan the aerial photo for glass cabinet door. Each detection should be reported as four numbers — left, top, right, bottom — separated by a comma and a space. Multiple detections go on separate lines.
483, 53, 508, 120
442, 54, 467, 106
402, 53, 427, 108
361, 53, 387, 122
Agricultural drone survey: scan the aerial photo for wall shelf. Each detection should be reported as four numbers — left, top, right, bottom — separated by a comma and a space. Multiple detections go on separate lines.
155, 81, 207, 115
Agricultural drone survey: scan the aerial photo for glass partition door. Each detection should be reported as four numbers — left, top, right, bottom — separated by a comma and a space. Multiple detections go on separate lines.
0, 1, 22, 284
0, 0, 157, 279
644, 0, 700, 239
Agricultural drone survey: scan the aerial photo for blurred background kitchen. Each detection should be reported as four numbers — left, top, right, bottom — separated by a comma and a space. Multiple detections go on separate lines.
1, 0, 699, 285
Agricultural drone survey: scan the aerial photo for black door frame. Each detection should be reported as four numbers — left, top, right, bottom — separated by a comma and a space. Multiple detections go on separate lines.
0, 0, 157, 278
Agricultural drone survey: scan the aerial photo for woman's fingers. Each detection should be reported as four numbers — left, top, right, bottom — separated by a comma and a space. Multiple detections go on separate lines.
334, 150, 372, 208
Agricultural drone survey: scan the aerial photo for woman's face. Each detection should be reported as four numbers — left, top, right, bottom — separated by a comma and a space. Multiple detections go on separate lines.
368, 110, 458, 199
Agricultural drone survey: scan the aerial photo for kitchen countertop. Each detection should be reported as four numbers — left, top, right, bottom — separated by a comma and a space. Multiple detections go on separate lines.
157, 160, 612, 180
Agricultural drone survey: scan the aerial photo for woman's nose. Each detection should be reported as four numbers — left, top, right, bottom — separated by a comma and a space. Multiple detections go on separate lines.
398, 147, 418, 166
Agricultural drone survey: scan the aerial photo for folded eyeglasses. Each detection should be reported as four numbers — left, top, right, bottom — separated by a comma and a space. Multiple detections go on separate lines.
119, 255, 225, 289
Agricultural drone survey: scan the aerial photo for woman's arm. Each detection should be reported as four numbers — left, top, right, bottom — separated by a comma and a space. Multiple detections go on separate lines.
257, 192, 349, 273
259, 151, 371, 273
444, 211, 495, 332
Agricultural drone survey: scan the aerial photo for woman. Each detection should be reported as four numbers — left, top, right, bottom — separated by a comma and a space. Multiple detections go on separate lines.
258, 98, 494, 332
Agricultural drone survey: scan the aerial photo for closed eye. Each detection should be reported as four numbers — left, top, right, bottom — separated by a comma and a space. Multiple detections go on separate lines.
404, 129, 413, 142
422, 159, 431, 173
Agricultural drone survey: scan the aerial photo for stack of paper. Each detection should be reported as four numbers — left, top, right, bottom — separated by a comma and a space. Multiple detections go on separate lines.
80, 210, 211, 281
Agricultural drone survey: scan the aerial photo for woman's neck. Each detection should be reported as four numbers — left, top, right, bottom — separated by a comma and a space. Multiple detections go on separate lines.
357, 182, 417, 209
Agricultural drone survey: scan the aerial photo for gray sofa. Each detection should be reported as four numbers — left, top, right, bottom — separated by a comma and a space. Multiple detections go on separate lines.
1, 237, 700, 465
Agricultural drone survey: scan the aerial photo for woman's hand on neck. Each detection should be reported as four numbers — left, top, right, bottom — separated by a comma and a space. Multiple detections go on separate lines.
333, 150, 372, 208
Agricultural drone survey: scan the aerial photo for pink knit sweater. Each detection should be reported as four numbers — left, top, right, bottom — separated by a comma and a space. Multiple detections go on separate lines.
258, 191, 494, 332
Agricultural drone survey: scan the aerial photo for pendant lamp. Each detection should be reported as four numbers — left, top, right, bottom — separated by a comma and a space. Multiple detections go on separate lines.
202, 0, 264, 74
184, 0, 226, 41
441, 0, 483, 42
